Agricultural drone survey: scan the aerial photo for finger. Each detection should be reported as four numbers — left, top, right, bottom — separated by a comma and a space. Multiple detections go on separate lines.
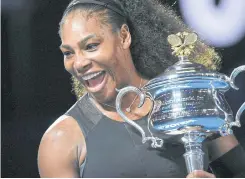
187, 170, 216, 178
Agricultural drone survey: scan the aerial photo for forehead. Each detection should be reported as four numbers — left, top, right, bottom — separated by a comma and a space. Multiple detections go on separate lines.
61, 11, 112, 42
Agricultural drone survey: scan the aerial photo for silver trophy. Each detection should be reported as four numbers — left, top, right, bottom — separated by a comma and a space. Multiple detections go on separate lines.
116, 32, 245, 174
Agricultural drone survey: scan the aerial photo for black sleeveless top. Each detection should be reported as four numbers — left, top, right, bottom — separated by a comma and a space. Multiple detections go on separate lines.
65, 94, 209, 177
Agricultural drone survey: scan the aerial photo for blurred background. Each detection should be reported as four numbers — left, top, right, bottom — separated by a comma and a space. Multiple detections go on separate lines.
2, 0, 245, 177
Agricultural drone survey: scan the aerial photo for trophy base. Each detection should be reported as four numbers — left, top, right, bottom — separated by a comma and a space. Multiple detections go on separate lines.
182, 131, 206, 174
184, 145, 204, 173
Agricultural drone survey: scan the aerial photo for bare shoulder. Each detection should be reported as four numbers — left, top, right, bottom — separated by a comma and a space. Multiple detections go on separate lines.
38, 115, 86, 177
41, 115, 85, 145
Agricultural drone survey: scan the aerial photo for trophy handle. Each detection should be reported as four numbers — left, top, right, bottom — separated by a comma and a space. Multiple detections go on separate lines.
229, 65, 245, 127
210, 82, 234, 135
116, 86, 163, 148
213, 65, 245, 134
233, 102, 245, 127
229, 65, 245, 90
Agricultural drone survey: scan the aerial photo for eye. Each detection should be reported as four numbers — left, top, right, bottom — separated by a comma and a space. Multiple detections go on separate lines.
85, 43, 99, 51
63, 51, 73, 58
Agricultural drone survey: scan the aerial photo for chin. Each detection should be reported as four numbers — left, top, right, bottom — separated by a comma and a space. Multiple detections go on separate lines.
93, 88, 117, 104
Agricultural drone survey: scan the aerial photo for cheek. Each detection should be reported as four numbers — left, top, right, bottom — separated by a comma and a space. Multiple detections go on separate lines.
107, 53, 122, 76
106, 57, 128, 86
107, 45, 123, 69
64, 59, 75, 76
112, 49, 129, 74
95, 47, 119, 74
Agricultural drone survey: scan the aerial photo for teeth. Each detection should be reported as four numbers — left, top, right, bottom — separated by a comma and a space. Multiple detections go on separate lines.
82, 71, 103, 81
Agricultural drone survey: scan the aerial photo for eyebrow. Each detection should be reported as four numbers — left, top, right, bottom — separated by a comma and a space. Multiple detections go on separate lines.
59, 34, 97, 51
79, 34, 97, 49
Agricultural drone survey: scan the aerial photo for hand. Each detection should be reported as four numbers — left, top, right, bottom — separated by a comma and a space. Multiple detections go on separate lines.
186, 170, 215, 178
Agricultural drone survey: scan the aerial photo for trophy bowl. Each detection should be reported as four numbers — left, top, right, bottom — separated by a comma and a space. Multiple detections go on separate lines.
115, 32, 245, 173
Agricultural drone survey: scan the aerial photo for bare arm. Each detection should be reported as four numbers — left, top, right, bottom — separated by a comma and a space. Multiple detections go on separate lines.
207, 134, 245, 177
185, 135, 240, 178
207, 134, 239, 162
38, 116, 86, 178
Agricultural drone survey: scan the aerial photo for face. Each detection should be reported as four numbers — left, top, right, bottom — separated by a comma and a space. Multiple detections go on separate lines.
60, 11, 135, 103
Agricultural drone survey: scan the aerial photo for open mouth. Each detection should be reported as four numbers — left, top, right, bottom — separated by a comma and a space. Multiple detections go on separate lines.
82, 71, 106, 89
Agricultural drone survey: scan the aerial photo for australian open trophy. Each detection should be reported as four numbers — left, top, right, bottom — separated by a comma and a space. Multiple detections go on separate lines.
115, 32, 245, 173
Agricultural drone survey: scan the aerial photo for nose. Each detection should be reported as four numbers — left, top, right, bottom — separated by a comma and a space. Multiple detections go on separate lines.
73, 54, 92, 74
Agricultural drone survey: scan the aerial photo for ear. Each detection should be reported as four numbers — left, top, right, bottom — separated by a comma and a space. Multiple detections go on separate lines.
119, 24, 131, 49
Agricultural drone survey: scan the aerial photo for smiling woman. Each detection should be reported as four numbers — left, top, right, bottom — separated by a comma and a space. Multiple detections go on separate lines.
60, 11, 136, 104
37, 0, 245, 178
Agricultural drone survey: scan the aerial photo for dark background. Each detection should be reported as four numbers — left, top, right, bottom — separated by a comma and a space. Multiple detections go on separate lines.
2, 0, 245, 177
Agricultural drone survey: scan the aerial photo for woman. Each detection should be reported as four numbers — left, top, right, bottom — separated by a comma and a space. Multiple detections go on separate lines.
38, 0, 245, 177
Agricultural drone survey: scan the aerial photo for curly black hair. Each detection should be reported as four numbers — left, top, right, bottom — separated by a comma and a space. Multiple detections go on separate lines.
59, 0, 221, 98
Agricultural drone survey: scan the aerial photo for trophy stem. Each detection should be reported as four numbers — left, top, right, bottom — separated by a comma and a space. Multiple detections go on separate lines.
182, 131, 206, 174
179, 56, 188, 61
